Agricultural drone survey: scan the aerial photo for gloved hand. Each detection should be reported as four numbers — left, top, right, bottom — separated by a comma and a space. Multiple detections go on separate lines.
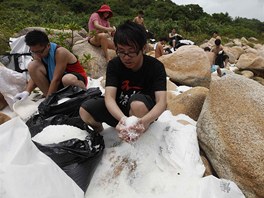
14, 91, 29, 101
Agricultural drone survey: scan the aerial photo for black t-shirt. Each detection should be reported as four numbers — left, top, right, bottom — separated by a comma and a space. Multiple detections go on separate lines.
106, 55, 167, 109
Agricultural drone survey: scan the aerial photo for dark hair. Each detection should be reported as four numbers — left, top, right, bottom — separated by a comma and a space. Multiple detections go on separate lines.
114, 20, 147, 51
215, 39, 221, 46
138, 10, 144, 15
159, 37, 168, 42
97, 11, 112, 20
204, 47, 211, 52
213, 31, 218, 34
223, 54, 229, 61
25, 30, 49, 46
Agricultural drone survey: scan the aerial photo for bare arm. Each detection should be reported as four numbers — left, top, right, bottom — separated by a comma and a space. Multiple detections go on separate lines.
140, 90, 167, 130
155, 43, 165, 58
25, 79, 37, 93
121, 90, 167, 142
105, 86, 125, 121
168, 33, 174, 39
93, 20, 115, 33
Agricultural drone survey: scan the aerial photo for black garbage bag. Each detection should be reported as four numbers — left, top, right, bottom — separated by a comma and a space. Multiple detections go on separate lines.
38, 85, 102, 118
26, 114, 105, 192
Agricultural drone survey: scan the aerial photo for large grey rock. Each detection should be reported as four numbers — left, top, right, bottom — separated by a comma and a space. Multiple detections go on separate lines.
158, 45, 211, 88
72, 39, 116, 78
236, 53, 264, 70
167, 86, 209, 121
223, 46, 244, 64
197, 74, 264, 198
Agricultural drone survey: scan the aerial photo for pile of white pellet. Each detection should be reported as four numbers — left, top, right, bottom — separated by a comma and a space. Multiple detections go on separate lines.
32, 125, 88, 145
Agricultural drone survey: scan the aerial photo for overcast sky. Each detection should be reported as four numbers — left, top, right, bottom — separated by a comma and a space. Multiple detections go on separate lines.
171, 0, 264, 22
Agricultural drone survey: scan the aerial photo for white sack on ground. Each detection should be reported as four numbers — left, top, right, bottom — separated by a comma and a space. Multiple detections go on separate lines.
0, 117, 84, 198
0, 66, 27, 109
85, 111, 203, 197
198, 175, 246, 198
85, 111, 245, 198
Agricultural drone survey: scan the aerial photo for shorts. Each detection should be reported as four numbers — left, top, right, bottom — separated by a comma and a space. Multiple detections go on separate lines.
80, 93, 155, 127
46, 72, 86, 90
66, 72, 86, 85
43, 61, 86, 87
211, 65, 219, 73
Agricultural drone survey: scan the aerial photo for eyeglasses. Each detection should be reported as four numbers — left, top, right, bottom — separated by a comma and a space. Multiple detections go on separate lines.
30, 45, 47, 55
116, 50, 140, 58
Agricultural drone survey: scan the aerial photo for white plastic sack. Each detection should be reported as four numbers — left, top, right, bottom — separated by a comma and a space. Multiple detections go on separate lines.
198, 175, 245, 198
13, 95, 44, 121
0, 66, 27, 109
0, 117, 84, 198
86, 110, 245, 198
10, 35, 29, 54
9, 35, 32, 75
158, 111, 205, 177
86, 111, 205, 198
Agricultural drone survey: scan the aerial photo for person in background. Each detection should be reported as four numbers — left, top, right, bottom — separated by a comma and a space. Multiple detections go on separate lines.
133, 10, 145, 27
14, 30, 87, 101
208, 31, 221, 48
80, 21, 167, 142
211, 39, 224, 66
168, 28, 182, 50
205, 46, 229, 77
155, 37, 169, 58
88, 4, 116, 62
205, 47, 222, 77
133, 10, 154, 46
212, 31, 221, 40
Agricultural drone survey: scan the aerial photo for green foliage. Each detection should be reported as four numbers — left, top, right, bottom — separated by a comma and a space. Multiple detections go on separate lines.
65, 22, 82, 49
47, 29, 71, 50
212, 12, 232, 24
0, 0, 264, 54
81, 53, 95, 64
80, 53, 96, 77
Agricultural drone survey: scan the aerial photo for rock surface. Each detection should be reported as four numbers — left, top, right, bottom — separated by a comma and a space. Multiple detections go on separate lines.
197, 74, 264, 198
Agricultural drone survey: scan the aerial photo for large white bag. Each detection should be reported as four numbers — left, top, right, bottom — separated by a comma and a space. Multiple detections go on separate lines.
8, 35, 32, 75
198, 175, 245, 198
0, 66, 27, 109
0, 117, 84, 198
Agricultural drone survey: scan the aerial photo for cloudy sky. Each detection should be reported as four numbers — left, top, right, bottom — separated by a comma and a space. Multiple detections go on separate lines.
171, 0, 264, 22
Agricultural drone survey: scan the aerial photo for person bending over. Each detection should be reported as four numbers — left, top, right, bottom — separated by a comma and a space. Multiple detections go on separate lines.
15, 30, 87, 101
88, 4, 116, 62
80, 21, 167, 142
